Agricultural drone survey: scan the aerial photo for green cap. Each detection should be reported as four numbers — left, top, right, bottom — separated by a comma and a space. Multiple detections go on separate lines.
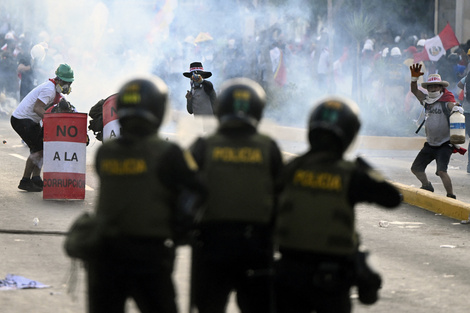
55, 63, 74, 82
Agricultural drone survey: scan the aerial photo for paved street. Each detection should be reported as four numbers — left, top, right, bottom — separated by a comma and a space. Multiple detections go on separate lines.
1, 114, 470, 313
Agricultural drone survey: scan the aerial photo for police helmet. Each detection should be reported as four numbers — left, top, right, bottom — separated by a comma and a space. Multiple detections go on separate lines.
308, 96, 361, 153
216, 77, 266, 128
116, 77, 168, 136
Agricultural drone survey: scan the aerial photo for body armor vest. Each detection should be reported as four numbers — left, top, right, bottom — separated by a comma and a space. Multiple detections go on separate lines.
200, 132, 274, 224
96, 136, 175, 238
276, 156, 357, 256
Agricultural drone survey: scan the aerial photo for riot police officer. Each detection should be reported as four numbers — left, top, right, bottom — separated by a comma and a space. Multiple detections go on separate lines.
189, 77, 284, 313
87, 77, 205, 313
274, 96, 402, 313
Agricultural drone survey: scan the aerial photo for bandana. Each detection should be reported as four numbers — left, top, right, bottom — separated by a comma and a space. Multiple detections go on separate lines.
49, 79, 63, 105
423, 88, 455, 104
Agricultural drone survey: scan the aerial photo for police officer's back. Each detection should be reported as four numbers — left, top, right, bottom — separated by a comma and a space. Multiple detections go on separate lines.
275, 96, 402, 313
189, 78, 283, 313
88, 77, 203, 313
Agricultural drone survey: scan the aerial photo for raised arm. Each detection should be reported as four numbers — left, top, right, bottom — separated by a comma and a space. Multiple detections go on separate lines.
410, 63, 426, 102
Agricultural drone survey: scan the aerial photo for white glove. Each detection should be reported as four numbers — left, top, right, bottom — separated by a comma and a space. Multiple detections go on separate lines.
452, 105, 464, 114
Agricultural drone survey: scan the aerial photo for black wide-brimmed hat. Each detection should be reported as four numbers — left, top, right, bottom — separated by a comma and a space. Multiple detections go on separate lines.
183, 62, 212, 79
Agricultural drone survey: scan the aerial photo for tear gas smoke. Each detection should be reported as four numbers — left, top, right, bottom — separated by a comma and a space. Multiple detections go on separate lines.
1, 0, 434, 144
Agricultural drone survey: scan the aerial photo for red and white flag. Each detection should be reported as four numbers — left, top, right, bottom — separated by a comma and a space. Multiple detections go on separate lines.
414, 23, 459, 62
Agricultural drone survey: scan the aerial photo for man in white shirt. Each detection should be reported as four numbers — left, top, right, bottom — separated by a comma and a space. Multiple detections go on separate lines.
10, 63, 74, 192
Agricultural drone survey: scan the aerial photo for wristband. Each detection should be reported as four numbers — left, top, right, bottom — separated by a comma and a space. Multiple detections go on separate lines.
411, 77, 418, 82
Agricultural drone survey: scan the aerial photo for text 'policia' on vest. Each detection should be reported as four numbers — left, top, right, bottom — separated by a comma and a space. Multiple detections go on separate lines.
211, 146, 263, 163
274, 95, 402, 312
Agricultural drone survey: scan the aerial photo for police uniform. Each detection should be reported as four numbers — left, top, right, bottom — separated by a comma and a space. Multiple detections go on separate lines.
274, 95, 401, 313
275, 151, 401, 313
86, 75, 206, 313
86, 135, 203, 313
189, 125, 283, 313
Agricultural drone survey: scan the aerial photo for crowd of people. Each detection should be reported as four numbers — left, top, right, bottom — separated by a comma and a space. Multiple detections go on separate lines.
2, 9, 470, 123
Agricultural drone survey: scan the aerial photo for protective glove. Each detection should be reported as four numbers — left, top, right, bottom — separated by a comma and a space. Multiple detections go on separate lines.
451, 105, 464, 114
191, 73, 203, 84
409, 63, 423, 80
452, 146, 467, 155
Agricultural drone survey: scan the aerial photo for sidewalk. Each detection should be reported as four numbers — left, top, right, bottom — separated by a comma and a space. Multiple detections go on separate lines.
358, 145, 470, 222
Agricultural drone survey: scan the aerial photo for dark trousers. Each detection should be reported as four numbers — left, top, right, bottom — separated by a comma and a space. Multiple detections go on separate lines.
87, 236, 177, 313
191, 223, 274, 313
275, 251, 353, 313
411, 141, 453, 174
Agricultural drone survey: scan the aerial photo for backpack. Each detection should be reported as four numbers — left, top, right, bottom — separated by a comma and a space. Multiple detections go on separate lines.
88, 98, 105, 141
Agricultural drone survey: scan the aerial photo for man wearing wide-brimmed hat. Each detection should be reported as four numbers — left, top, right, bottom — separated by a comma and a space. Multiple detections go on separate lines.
183, 62, 216, 116
410, 63, 464, 199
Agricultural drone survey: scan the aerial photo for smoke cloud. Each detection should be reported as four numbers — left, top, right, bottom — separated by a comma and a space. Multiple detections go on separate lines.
1, 0, 437, 141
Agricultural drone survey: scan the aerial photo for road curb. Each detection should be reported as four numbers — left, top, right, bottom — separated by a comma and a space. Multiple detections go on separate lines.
262, 124, 426, 151
392, 181, 470, 221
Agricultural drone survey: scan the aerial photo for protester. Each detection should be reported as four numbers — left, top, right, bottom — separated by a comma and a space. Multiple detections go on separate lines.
17, 44, 44, 101
274, 95, 402, 313
184, 62, 216, 116
384, 47, 409, 114
438, 53, 466, 98
315, 33, 330, 94
189, 77, 283, 313
0, 49, 18, 99
10, 63, 74, 192
410, 64, 463, 198
87, 77, 205, 313
455, 47, 469, 76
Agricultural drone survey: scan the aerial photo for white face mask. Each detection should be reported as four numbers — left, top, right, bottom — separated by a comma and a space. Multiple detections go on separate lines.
56, 83, 71, 95
428, 90, 441, 98
424, 90, 442, 104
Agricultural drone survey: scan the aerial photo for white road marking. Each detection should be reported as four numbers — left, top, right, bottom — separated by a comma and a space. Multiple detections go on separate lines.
10, 153, 27, 161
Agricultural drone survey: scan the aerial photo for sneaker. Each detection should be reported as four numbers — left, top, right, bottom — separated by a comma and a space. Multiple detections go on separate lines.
420, 182, 434, 192
31, 176, 43, 188
18, 178, 42, 192
446, 194, 456, 199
